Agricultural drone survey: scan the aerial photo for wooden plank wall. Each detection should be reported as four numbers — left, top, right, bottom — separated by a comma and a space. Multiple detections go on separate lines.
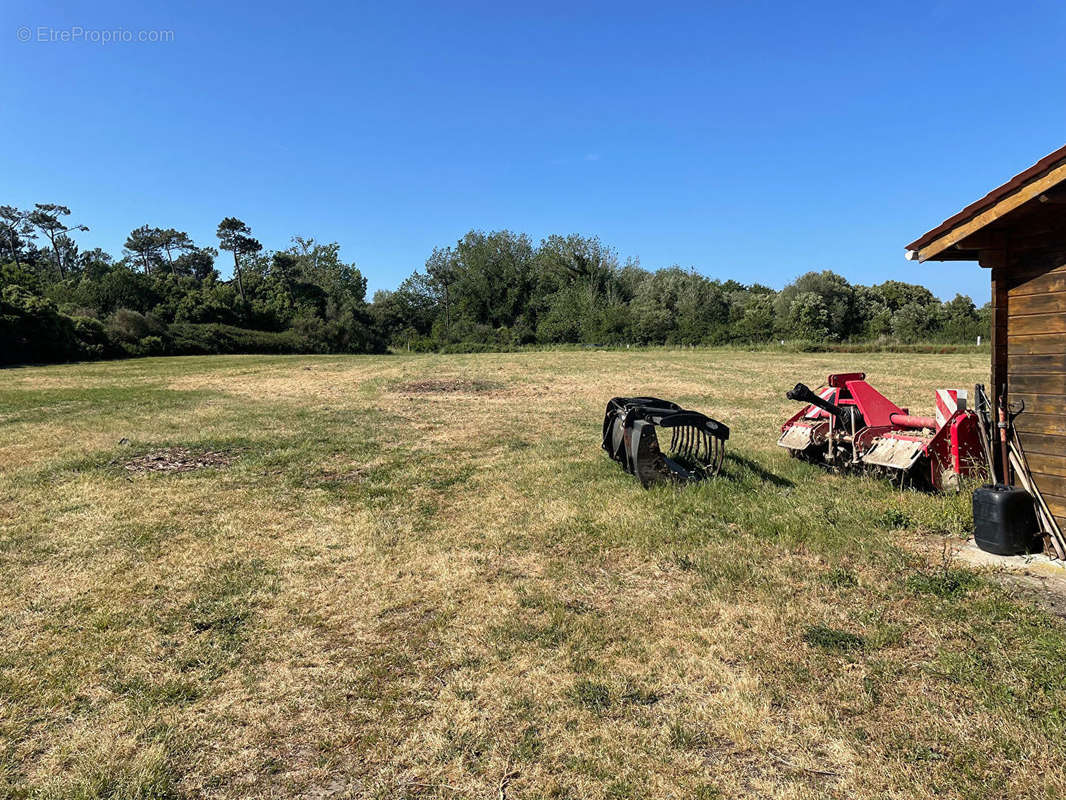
1007, 259, 1066, 533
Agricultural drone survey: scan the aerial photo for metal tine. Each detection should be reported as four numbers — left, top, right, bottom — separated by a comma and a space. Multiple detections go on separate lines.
670, 426, 679, 453
684, 424, 694, 458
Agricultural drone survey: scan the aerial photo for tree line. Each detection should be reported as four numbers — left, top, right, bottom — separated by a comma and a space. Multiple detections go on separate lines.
0, 204, 989, 365
373, 231, 989, 351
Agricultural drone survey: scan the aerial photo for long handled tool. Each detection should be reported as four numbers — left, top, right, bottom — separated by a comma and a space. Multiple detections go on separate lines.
1008, 429, 1066, 559
973, 384, 997, 479
997, 385, 1012, 482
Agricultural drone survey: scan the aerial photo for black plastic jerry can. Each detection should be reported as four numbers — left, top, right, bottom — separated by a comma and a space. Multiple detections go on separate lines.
972, 484, 1039, 556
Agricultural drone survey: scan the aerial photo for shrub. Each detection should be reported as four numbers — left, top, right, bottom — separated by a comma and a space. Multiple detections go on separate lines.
106, 308, 154, 344
289, 315, 333, 353
138, 335, 166, 356
71, 316, 114, 359
166, 323, 298, 356
0, 285, 82, 365
438, 341, 518, 354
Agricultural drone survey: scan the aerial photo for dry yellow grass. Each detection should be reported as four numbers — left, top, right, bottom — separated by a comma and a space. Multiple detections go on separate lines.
1, 350, 1064, 799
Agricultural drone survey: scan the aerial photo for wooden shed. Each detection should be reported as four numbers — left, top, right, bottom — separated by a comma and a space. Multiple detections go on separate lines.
906, 145, 1066, 535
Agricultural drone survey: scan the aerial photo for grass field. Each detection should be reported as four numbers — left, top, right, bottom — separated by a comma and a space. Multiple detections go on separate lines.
2, 350, 1066, 800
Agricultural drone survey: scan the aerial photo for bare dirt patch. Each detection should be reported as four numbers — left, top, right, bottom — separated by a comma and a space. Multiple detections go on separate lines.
123, 447, 234, 475
395, 378, 503, 394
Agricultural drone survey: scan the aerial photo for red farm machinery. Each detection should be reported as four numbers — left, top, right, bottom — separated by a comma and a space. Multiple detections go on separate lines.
778, 372, 986, 490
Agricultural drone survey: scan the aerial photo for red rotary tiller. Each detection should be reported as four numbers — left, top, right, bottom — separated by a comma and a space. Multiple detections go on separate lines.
602, 397, 730, 487
778, 372, 985, 490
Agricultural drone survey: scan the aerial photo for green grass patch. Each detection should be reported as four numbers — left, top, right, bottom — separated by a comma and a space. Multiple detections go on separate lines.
3, 351, 1065, 799
802, 624, 866, 653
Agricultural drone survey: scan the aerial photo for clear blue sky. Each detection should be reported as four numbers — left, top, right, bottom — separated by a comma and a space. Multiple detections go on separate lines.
4, 1, 1065, 302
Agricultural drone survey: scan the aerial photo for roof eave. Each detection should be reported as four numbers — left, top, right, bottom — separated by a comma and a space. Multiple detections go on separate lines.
905, 144, 1066, 262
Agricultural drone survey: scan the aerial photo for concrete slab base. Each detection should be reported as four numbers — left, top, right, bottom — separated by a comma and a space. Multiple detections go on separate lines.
952, 538, 1066, 618
952, 538, 1066, 578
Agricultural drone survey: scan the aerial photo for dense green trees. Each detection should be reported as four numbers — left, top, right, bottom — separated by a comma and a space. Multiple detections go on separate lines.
0, 204, 384, 365
375, 233, 988, 351
0, 204, 989, 366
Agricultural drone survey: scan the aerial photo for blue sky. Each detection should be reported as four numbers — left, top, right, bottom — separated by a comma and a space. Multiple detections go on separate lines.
4, 1, 1065, 302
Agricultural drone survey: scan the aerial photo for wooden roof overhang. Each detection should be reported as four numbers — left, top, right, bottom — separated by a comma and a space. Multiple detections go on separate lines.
906, 144, 1066, 267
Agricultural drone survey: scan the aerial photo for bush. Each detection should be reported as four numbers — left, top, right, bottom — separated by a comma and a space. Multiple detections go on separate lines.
0, 285, 82, 365
105, 308, 165, 345
289, 315, 333, 353
288, 310, 386, 355
437, 341, 518, 354
1, 290, 383, 365
138, 335, 166, 356
71, 316, 114, 359
166, 323, 299, 355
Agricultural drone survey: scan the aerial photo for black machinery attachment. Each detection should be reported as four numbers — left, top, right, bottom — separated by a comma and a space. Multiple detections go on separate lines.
786, 382, 865, 430
602, 396, 729, 487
